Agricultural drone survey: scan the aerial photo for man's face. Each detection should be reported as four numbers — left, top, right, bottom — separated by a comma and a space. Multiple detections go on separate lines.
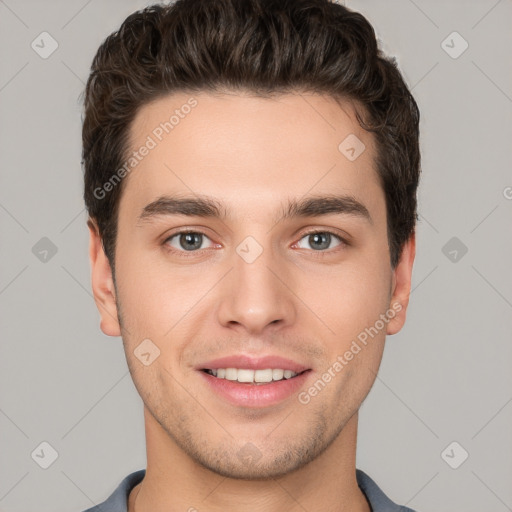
91, 92, 413, 479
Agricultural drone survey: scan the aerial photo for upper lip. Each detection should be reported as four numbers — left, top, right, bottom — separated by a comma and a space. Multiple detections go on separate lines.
197, 354, 310, 373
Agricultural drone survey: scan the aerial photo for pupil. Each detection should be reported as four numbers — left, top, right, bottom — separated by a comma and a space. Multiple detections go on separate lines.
310, 232, 330, 250
180, 233, 202, 251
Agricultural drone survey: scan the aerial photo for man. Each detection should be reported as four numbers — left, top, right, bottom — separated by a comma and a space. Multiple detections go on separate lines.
82, 0, 420, 510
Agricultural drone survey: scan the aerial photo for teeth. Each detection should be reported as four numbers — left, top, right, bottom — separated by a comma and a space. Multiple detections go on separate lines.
225, 368, 237, 380
272, 369, 284, 380
254, 369, 273, 382
206, 368, 299, 383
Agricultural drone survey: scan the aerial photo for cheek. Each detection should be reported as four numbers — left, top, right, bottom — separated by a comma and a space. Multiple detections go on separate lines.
295, 256, 392, 338
114, 247, 190, 333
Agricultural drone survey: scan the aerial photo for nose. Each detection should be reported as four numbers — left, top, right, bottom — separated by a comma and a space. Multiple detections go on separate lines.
215, 239, 297, 335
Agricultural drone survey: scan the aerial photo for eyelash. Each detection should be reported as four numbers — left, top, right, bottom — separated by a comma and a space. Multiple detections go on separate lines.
163, 229, 348, 258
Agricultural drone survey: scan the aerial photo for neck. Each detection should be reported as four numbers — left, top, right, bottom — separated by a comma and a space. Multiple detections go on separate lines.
129, 406, 370, 512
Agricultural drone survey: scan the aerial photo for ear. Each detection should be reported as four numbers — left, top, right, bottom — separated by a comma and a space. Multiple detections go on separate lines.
386, 232, 416, 336
88, 219, 121, 337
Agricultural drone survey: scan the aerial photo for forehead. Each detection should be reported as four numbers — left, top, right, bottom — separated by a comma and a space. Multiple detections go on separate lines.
120, 91, 383, 223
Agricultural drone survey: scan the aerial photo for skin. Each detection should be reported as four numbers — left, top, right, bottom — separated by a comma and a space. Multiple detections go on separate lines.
89, 91, 415, 512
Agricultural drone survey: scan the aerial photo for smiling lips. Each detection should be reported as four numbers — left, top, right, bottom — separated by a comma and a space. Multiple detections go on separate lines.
197, 354, 312, 407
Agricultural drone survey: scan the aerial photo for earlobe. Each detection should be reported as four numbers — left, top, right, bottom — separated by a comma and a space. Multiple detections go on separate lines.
88, 219, 121, 337
386, 232, 416, 336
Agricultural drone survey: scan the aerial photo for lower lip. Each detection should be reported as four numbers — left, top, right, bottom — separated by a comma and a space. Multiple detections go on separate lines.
198, 370, 312, 408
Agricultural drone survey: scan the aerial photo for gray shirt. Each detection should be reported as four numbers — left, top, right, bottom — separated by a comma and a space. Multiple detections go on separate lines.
81, 468, 418, 512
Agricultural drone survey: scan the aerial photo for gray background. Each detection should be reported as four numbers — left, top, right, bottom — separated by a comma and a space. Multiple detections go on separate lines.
0, 0, 511, 511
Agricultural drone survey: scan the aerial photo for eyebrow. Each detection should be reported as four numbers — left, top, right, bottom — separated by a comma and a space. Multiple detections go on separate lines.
137, 193, 372, 225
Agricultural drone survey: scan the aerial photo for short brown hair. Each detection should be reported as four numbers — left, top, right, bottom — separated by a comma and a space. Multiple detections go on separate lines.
82, 0, 420, 273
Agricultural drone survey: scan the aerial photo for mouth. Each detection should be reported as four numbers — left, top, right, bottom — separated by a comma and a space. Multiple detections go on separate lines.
195, 354, 312, 407
198, 367, 313, 408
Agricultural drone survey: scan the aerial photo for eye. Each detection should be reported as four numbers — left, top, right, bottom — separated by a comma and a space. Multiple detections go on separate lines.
164, 231, 214, 252
295, 230, 344, 251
